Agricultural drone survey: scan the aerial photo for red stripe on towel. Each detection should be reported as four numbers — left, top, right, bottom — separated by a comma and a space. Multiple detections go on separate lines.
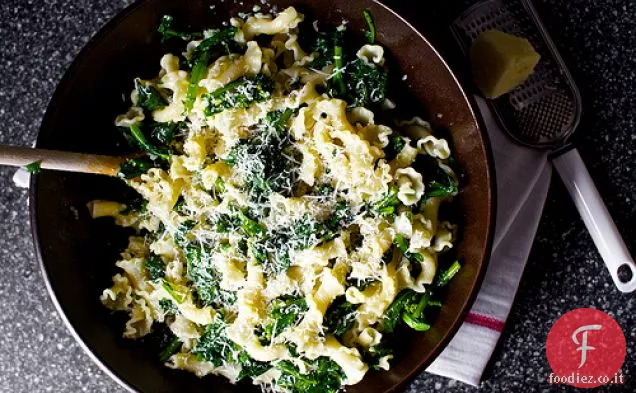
465, 312, 505, 332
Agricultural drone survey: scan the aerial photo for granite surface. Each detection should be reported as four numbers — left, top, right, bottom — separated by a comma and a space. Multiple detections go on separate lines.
0, 0, 634, 392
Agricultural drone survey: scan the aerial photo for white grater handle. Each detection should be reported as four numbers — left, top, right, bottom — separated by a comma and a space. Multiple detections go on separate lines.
553, 149, 636, 293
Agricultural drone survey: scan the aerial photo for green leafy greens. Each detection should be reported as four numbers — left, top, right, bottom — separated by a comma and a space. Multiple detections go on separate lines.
259, 295, 308, 344
118, 158, 154, 179
184, 27, 240, 113
203, 74, 274, 116
252, 203, 353, 275
420, 155, 458, 199
338, 58, 388, 108
193, 316, 270, 380
308, 16, 387, 108
145, 253, 165, 281
25, 160, 41, 174
159, 337, 182, 362
381, 289, 431, 333
184, 243, 235, 307
363, 9, 376, 44
436, 260, 461, 287
225, 109, 297, 204
370, 186, 400, 217
128, 123, 170, 160
277, 357, 345, 393
117, 121, 181, 178
324, 296, 358, 336
135, 78, 167, 111
157, 15, 204, 42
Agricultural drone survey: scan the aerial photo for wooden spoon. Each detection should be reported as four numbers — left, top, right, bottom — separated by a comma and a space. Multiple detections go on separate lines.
0, 145, 127, 177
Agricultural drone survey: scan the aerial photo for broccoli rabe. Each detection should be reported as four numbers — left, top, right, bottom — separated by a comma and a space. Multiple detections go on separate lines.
325, 203, 352, 238
370, 186, 400, 217
128, 123, 170, 160
118, 119, 184, 178
25, 160, 41, 174
401, 291, 431, 331
420, 155, 458, 199
157, 15, 203, 42
192, 317, 236, 366
363, 9, 376, 44
222, 142, 244, 167
384, 135, 406, 161
426, 175, 458, 198
150, 121, 180, 145
236, 351, 270, 381
251, 232, 292, 274
184, 51, 210, 112
184, 242, 236, 307
265, 108, 295, 136
134, 78, 167, 111
314, 21, 387, 108
225, 109, 298, 204
193, 316, 269, 380
158, 298, 177, 314
289, 215, 326, 249
259, 295, 308, 344
214, 177, 226, 194
381, 289, 432, 333
331, 28, 347, 96
142, 324, 181, 363
145, 253, 165, 281
314, 183, 335, 196
323, 296, 358, 336
184, 26, 239, 113
118, 158, 154, 179
253, 203, 353, 275
203, 74, 274, 116
172, 195, 186, 213
276, 357, 345, 393
159, 337, 182, 362
119, 197, 147, 216
393, 234, 425, 264
235, 209, 267, 237
340, 58, 387, 108
212, 208, 265, 237
308, 32, 332, 69
435, 260, 461, 287
299, 203, 351, 249
188, 27, 240, 68
212, 213, 239, 233
347, 276, 378, 291
381, 289, 410, 333
118, 120, 181, 177
173, 220, 196, 245
364, 342, 393, 370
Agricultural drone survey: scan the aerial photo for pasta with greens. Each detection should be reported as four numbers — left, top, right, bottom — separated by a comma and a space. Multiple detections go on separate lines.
94, 6, 462, 393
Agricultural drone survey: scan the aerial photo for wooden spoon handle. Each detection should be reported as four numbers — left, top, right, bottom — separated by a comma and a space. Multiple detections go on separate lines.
0, 145, 126, 176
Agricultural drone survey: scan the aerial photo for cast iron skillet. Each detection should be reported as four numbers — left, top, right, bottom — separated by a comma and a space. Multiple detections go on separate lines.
30, 0, 494, 392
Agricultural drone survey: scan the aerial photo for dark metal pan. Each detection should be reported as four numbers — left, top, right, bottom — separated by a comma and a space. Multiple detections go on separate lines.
29, 0, 494, 391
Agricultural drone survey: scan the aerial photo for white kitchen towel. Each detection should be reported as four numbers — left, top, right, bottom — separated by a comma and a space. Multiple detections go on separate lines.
425, 96, 552, 385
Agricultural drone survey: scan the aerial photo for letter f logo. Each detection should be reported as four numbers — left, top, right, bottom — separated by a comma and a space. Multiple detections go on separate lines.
572, 324, 602, 368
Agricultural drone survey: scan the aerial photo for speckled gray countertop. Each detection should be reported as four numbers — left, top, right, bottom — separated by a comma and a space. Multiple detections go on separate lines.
0, 0, 634, 392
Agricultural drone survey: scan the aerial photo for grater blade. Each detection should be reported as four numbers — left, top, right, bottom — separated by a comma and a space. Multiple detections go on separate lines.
450, 0, 582, 149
